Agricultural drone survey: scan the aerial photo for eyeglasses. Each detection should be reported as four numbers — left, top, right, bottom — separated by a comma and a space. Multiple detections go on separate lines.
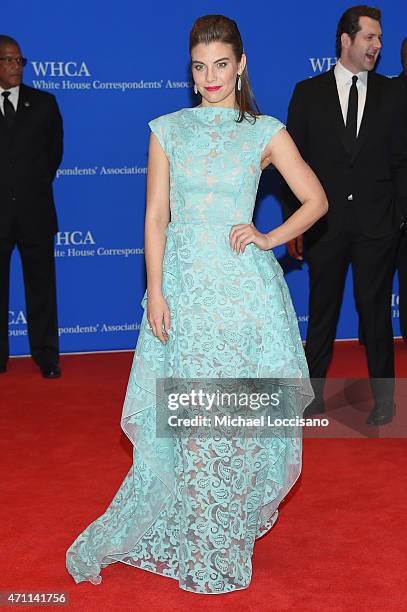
0, 56, 27, 67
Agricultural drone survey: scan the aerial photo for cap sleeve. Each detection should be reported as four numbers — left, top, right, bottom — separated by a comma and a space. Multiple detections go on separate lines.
148, 115, 170, 158
259, 115, 286, 151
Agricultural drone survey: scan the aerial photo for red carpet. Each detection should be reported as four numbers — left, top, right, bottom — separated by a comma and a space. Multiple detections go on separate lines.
1, 341, 407, 611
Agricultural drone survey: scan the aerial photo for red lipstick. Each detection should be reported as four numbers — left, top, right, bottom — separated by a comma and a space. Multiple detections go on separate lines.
205, 86, 222, 91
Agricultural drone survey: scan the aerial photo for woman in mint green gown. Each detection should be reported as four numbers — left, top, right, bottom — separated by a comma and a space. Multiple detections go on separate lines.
66, 15, 327, 594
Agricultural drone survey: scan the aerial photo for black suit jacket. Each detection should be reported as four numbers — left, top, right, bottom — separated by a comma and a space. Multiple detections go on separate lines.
0, 83, 63, 238
397, 71, 407, 91
282, 69, 407, 244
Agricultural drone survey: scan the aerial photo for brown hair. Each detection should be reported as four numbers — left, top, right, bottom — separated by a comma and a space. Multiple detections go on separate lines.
189, 14, 261, 123
336, 5, 381, 58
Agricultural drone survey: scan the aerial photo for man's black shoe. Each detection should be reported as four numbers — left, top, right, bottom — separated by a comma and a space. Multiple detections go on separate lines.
366, 401, 395, 426
0, 364, 7, 374
41, 365, 61, 379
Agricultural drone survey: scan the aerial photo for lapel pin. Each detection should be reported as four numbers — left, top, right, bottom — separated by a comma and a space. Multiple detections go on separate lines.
24, 101, 30, 108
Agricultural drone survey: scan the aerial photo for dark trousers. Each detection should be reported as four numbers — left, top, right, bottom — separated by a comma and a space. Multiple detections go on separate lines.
397, 230, 407, 338
0, 233, 59, 368
305, 202, 399, 405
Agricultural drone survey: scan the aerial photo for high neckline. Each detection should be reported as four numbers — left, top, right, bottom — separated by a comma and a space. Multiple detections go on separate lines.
183, 106, 240, 124
185, 106, 238, 112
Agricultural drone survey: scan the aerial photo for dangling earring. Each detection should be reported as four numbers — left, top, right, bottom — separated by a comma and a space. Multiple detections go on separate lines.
237, 74, 242, 92
194, 83, 198, 95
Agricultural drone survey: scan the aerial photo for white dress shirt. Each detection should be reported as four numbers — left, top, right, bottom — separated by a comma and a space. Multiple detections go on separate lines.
334, 60, 368, 136
0, 85, 20, 115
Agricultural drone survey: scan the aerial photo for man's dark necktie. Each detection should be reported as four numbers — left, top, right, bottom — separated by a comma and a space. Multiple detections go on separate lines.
2, 91, 16, 128
346, 75, 358, 147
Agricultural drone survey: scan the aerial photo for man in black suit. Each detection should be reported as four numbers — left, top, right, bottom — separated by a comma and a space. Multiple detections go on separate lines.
396, 37, 407, 341
283, 6, 407, 425
0, 35, 63, 377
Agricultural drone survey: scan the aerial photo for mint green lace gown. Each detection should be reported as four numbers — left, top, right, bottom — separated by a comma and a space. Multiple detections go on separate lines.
66, 107, 313, 594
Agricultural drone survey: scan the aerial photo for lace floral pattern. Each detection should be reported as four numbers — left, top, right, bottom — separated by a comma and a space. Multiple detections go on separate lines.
66, 107, 313, 594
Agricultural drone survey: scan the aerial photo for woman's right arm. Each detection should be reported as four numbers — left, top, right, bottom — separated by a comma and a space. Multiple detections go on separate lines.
144, 133, 171, 343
